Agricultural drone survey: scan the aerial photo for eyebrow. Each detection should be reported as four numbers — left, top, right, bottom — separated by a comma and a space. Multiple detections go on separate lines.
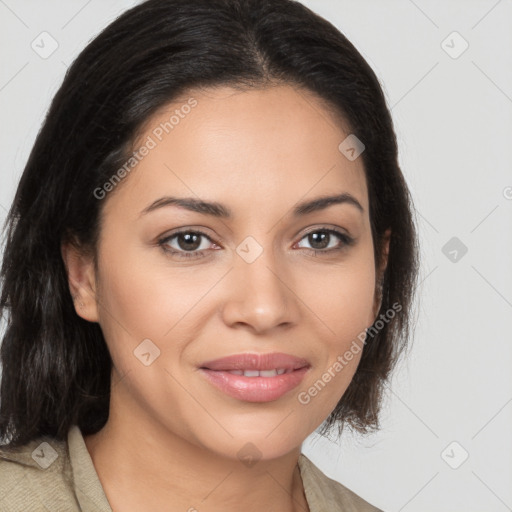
139, 192, 364, 219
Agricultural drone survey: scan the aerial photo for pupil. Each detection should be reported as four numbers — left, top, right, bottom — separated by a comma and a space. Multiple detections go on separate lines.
178, 233, 201, 251
309, 232, 329, 249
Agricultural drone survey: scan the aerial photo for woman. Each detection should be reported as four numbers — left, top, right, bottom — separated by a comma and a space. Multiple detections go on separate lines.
0, 0, 419, 510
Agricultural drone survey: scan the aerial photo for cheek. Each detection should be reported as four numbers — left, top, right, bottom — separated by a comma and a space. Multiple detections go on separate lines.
319, 269, 375, 332
93, 237, 224, 362
93, 235, 162, 356
295, 252, 377, 346
290, 254, 376, 420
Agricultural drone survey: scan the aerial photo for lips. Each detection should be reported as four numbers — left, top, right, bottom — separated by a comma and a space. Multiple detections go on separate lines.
199, 352, 310, 402
200, 352, 310, 372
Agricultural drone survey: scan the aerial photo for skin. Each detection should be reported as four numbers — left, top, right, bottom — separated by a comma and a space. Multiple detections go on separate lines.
62, 84, 389, 512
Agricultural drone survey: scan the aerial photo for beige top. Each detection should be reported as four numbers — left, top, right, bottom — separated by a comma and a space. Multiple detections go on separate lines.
0, 426, 383, 511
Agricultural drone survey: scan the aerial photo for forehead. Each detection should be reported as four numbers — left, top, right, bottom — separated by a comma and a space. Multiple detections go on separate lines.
103, 84, 369, 221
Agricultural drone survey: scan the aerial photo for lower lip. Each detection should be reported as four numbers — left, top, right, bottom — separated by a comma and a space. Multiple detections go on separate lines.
199, 367, 309, 402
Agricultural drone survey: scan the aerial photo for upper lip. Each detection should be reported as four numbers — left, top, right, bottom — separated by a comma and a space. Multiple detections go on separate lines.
200, 352, 310, 371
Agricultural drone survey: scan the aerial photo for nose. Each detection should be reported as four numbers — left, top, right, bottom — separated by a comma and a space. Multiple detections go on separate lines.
221, 245, 299, 334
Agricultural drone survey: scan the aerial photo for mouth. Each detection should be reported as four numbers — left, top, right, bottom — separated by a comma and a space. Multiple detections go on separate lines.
199, 352, 311, 402
219, 368, 292, 377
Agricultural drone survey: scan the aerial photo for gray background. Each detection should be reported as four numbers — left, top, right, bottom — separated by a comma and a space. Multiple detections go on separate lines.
1, 1, 511, 511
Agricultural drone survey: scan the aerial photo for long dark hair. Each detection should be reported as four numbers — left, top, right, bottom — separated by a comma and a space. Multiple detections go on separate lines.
0, 0, 419, 447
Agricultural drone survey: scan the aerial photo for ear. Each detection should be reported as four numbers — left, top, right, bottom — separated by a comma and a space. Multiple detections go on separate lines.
61, 239, 99, 322
372, 228, 391, 319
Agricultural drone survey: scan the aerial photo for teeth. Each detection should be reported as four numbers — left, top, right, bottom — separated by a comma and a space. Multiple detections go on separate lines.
226, 369, 288, 377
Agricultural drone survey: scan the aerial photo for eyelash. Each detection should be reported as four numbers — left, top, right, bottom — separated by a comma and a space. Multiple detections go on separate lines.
157, 227, 354, 260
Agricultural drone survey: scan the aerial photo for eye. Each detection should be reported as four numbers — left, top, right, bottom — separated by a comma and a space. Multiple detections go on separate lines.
295, 228, 354, 255
158, 230, 218, 260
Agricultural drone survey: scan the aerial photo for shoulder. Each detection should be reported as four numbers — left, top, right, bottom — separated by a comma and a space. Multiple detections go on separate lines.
298, 453, 384, 512
0, 432, 80, 512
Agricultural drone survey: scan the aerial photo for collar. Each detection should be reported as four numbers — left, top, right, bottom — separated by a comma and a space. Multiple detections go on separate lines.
68, 425, 112, 512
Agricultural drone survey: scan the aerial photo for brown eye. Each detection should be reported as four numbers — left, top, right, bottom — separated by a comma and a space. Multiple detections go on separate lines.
158, 230, 217, 259
295, 228, 354, 254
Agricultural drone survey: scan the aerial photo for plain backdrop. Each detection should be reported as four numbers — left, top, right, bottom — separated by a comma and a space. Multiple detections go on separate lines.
1, 1, 511, 511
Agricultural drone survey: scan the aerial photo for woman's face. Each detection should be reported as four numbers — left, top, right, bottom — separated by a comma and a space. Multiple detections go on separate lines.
69, 84, 385, 461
